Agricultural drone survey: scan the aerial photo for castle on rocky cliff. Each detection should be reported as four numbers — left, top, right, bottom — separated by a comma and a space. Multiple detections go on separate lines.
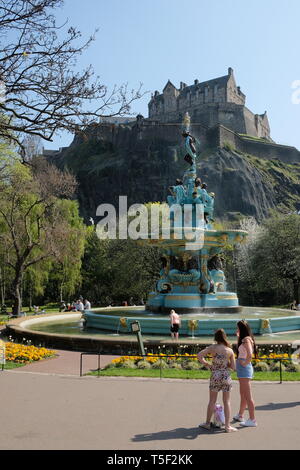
148, 67, 271, 141
45, 67, 300, 167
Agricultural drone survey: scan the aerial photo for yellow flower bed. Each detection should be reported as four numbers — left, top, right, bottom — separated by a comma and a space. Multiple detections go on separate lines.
5, 342, 55, 364
110, 351, 292, 367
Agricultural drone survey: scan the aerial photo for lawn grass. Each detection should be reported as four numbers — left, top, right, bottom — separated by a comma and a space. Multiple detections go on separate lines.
87, 368, 300, 381
0, 315, 9, 324
1, 361, 25, 370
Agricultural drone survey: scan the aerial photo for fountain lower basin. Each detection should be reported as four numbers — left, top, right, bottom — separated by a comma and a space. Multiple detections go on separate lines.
83, 306, 300, 336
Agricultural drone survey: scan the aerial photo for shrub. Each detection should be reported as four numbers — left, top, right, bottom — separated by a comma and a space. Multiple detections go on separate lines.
254, 361, 270, 372
122, 360, 137, 369
114, 360, 126, 368
104, 362, 116, 369
285, 363, 300, 373
269, 362, 286, 372
151, 360, 168, 369
183, 361, 201, 370
137, 360, 151, 369
169, 362, 182, 370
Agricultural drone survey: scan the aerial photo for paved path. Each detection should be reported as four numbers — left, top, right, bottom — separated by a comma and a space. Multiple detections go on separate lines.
9, 349, 117, 376
0, 349, 299, 450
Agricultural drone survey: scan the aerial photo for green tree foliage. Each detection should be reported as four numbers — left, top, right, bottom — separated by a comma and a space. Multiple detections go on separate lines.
80, 229, 161, 305
235, 213, 300, 306
44, 200, 86, 303
0, 147, 85, 314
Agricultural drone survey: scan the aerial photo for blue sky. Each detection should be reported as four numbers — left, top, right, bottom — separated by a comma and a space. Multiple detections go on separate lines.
48, 0, 300, 150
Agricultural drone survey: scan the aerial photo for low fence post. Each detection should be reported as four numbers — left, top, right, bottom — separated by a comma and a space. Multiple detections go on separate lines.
279, 359, 282, 384
80, 353, 83, 377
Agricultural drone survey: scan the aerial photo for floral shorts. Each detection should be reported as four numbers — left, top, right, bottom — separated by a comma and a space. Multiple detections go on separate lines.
209, 370, 232, 392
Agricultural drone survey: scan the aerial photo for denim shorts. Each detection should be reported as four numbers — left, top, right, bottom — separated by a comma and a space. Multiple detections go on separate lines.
236, 358, 254, 379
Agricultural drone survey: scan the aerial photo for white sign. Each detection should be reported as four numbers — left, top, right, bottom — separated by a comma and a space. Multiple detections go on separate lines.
0, 340, 6, 366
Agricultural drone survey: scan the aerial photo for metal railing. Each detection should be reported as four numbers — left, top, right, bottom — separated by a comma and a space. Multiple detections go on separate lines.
79, 353, 295, 383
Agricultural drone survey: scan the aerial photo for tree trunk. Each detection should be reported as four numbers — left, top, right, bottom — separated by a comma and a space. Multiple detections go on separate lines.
0, 267, 5, 305
29, 284, 33, 312
60, 283, 64, 303
12, 269, 23, 316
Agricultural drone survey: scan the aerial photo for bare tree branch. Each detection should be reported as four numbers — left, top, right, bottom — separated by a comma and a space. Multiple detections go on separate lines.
0, 0, 144, 159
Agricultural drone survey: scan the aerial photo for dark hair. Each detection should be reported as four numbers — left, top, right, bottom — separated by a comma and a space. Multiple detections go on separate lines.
237, 320, 257, 358
214, 328, 231, 348
176, 179, 183, 185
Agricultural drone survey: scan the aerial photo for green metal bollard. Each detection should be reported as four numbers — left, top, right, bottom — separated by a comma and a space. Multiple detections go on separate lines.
130, 321, 145, 356
279, 359, 282, 384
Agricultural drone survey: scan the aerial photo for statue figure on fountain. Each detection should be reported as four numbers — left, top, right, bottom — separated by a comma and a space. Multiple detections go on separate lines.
208, 254, 227, 292
167, 179, 186, 206
182, 131, 197, 169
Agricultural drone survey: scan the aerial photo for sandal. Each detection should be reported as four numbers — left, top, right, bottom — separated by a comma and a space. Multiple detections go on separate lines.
225, 426, 238, 433
199, 423, 211, 431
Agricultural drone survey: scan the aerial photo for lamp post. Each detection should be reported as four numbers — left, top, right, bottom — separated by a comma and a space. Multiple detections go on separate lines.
130, 321, 145, 356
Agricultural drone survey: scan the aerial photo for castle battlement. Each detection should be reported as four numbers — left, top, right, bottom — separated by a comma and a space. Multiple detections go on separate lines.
148, 68, 271, 141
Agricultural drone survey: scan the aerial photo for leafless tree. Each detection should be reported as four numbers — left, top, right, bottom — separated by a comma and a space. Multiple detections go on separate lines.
0, 0, 143, 159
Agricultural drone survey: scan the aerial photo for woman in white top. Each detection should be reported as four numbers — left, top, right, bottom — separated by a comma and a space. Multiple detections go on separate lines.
198, 329, 237, 433
234, 320, 257, 427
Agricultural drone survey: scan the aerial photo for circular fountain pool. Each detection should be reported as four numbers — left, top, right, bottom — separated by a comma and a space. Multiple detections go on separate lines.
5, 307, 300, 352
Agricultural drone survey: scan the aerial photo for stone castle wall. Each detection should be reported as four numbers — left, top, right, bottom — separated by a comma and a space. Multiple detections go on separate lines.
77, 120, 300, 165
211, 125, 300, 163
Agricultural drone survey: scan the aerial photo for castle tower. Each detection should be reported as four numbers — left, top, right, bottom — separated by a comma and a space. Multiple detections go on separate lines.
148, 68, 271, 140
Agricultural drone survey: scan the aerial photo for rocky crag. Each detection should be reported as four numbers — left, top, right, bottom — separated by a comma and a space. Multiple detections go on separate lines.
50, 122, 300, 224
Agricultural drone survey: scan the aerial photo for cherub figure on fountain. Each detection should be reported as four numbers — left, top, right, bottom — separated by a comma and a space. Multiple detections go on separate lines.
167, 179, 186, 207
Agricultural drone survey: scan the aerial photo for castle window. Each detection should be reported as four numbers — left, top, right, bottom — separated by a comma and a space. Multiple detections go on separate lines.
214, 84, 219, 102
204, 86, 209, 103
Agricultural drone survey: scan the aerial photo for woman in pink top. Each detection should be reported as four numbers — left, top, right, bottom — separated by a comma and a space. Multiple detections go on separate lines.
234, 320, 258, 427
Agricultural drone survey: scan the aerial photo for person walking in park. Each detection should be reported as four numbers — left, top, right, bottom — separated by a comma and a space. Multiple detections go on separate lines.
75, 299, 84, 312
290, 300, 297, 310
169, 309, 181, 340
233, 320, 257, 427
197, 329, 237, 433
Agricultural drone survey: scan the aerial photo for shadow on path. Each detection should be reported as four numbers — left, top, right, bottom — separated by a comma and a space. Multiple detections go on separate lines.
256, 401, 300, 411
132, 426, 227, 442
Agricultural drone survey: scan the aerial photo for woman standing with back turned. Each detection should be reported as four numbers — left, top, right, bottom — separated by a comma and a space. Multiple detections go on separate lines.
233, 320, 257, 427
197, 329, 237, 433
